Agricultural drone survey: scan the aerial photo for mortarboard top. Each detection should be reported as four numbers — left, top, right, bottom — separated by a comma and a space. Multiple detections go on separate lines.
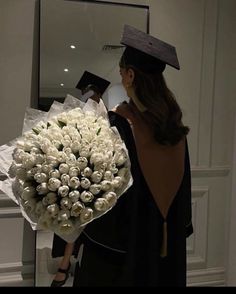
120, 25, 180, 71
76, 71, 110, 95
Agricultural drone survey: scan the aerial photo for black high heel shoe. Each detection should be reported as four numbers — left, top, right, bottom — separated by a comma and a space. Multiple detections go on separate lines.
50, 262, 71, 287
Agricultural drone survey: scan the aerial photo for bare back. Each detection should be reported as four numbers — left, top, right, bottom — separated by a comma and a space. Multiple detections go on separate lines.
135, 137, 185, 219
113, 103, 185, 219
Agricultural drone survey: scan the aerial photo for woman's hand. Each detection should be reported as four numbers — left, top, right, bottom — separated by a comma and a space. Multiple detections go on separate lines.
112, 101, 137, 123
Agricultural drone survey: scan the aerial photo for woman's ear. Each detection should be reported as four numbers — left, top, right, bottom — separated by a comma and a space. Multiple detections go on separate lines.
127, 68, 135, 85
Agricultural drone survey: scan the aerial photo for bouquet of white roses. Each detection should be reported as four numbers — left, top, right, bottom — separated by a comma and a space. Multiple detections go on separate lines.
0, 95, 132, 242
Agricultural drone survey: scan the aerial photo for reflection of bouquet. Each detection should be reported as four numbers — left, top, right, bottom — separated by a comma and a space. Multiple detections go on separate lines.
0, 95, 132, 242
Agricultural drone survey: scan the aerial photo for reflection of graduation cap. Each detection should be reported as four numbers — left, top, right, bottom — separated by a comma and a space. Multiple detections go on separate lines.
76, 71, 110, 95
120, 25, 180, 72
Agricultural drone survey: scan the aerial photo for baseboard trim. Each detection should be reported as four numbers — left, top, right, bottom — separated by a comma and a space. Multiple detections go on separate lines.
0, 261, 34, 287
187, 267, 225, 286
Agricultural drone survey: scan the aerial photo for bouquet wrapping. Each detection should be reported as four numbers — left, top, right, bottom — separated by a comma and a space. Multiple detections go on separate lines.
0, 95, 133, 242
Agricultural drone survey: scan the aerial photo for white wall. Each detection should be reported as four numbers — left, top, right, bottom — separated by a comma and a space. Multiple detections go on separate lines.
0, 0, 39, 286
158, 0, 235, 286
0, 0, 235, 287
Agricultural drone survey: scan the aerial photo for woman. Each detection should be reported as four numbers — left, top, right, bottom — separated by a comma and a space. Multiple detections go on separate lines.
73, 25, 193, 287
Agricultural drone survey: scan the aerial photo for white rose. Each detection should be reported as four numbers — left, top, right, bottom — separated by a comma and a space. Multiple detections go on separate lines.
41, 140, 52, 153
80, 191, 94, 203
112, 176, 123, 189
47, 146, 59, 157
48, 178, 61, 191
16, 140, 25, 150
94, 162, 107, 172
34, 172, 48, 183
103, 191, 117, 207
90, 153, 104, 165
77, 157, 88, 170
23, 141, 35, 152
52, 140, 62, 149
49, 169, 60, 179
79, 147, 90, 158
80, 178, 91, 189
100, 180, 113, 192
108, 163, 118, 174
36, 183, 49, 195
57, 112, 68, 124
47, 203, 59, 217
46, 155, 58, 167
66, 154, 77, 167
70, 201, 85, 217
81, 131, 94, 142
13, 149, 25, 163
35, 154, 44, 164
69, 167, 80, 177
69, 177, 80, 189
80, 207, 93, 224
114, 149, 127, 166
59, 163, 70, 174
71, 141, 81, 153
103, 171, 114, 181
58, 185, 70, 197
30, 147, 41, 154
57, 151, 67, 163
60, 197, 72, 210
41, 164, 53, 174
94, 198, 110, 212
31, 165, 42, 175
89, 184, 101, 195
63, 147, 72, 156
81, 167, 92, 177
61, 174, 70, 185
91, 171, 103, 183
68, 190, 80, 203
63, 135, 72, 143
61, 138, 71, 148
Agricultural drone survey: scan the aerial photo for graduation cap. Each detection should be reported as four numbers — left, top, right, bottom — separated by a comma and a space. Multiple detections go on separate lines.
120, 25, 180, 72
76, 71, 110, 96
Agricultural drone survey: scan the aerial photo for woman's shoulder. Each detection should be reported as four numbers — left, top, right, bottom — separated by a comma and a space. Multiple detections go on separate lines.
108, 102, 133, 126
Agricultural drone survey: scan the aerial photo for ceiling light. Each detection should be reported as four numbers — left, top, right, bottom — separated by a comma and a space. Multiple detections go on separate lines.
64, 68, 69, 72
60, 83, 64, 87
70, 45, 76, 49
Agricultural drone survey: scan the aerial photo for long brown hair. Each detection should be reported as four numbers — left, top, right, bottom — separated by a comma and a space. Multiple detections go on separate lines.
120, 54, 189, 145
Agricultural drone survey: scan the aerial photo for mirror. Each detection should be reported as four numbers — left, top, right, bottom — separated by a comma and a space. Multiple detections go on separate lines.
39, 0, 149, 111
36, 0, 149, 286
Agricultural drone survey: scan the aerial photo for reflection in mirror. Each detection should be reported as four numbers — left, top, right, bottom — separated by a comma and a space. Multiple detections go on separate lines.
36, 0, 149, 286
39, 0, 149, 110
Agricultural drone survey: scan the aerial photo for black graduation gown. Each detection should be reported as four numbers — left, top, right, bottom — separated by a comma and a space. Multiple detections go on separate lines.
52, 111, 193, 286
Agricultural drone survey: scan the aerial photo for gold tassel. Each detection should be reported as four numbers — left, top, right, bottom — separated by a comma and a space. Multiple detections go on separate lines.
160, 221, 168, 258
